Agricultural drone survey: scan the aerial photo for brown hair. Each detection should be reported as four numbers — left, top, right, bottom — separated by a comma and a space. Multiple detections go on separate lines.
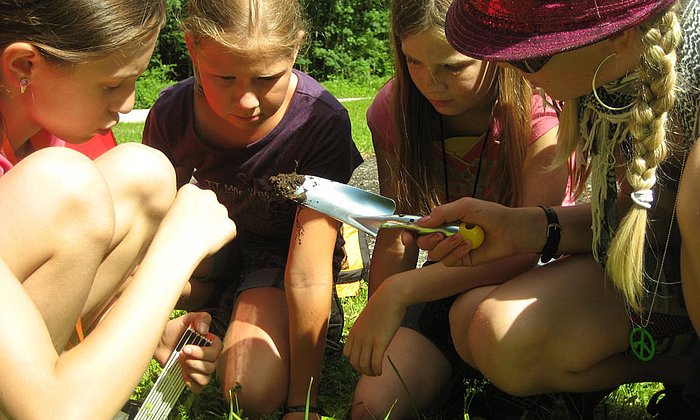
0, 0, 165, 137
183, 0, 307, 58
389, 0, 532, 214
0, 0, 166, 64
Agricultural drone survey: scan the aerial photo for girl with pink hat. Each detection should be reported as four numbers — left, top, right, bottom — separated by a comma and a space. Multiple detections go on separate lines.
415, 0, 700, 416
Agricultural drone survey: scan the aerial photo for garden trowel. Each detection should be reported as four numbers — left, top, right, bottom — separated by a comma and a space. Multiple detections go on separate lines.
273, 174, 483, 247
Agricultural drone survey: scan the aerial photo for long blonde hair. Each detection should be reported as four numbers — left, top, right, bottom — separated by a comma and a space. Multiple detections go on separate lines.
554, 5, 681, 310
390, 0, 532, 214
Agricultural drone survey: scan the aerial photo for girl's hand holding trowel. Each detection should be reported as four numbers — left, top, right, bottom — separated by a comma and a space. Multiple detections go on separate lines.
411, 197, 528, 268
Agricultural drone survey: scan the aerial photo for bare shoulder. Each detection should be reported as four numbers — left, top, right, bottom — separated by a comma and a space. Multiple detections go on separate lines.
677, 139, 700, 233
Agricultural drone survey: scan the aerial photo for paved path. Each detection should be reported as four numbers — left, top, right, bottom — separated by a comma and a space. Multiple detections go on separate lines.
119, 109, 150, 123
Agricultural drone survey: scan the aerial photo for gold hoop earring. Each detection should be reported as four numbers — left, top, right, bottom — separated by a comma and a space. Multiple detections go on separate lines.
592, 54, 634, 111
19, 78, 29, 94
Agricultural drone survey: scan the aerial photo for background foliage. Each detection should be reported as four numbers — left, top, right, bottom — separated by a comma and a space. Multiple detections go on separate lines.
299, 0, 392, 82
135, 0, 393, 108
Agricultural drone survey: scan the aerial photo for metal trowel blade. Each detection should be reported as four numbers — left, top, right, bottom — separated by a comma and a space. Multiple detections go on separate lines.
293, 175, 396, 235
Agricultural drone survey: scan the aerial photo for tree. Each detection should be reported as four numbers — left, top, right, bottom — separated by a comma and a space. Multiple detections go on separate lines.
299, 0, 392, 82
151, 0, 392, 83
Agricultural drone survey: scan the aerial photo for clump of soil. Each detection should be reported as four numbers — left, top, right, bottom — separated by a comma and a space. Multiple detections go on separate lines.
270, 172, 308, 244
269, 172, 307, 202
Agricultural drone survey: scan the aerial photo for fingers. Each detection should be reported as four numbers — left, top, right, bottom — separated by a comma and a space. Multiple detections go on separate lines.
179, 350, 213, 393
171, 184, 237, 256
441, 239, 475, 267
400, 230, 417, 248
416, 199, 469, 228
415, 232, 444, 252
165, 312, 221, 393
189, 187, 236, 252
342, 335, 356, 370
343, 331, 384, 377
419, 232, 474, 267
462, 251, 474, 268
185, 311, 213, 336
166, 311, 212, 344
178, 334, 223, 394
358, 342, 378, 376
371, 344, 384, 376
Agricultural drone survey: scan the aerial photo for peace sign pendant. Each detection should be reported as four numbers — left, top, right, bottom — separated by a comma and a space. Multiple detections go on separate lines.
629, 327, 655, 362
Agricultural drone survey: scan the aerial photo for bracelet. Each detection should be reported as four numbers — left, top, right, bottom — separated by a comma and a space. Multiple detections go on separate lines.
538, 206, 561, 263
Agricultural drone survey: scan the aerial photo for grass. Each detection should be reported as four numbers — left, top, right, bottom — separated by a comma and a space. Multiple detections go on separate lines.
112, 122, 143, 144
341, 98, 374, 154
321, 78, 388, 99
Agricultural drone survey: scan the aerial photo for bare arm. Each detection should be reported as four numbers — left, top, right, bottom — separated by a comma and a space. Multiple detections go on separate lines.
0, 185, 235, 420
284, 207, 338, 410
678, 139, 700, 335
367, 141, 419, 295
415, 196, 597, 266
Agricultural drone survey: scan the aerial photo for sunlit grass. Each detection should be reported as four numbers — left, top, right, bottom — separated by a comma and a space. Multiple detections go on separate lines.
321, 77, 388, 99
341, 98, 374, 156
112, 122, 144, 144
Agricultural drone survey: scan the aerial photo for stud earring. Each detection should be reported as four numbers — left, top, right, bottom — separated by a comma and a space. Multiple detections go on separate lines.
19, 78, 29, 94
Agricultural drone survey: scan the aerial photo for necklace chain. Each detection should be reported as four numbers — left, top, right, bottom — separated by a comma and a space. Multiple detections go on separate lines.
627, 150, 687, 329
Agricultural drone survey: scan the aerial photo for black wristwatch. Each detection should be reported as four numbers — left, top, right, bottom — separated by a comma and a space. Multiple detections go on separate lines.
538, 206, 561, 263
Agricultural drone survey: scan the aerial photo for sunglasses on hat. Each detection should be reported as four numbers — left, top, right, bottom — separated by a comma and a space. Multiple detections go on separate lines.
506, 55, 554, 73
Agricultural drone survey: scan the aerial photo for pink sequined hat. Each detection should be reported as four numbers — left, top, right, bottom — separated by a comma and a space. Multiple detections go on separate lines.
446, 0, 677, 60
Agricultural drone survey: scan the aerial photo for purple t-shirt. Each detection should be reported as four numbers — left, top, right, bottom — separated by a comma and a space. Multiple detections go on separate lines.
143, 70, 362, 275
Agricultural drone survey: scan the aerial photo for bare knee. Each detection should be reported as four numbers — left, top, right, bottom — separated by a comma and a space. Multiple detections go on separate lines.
467, 298, 549, 396
352, 328, 451, 419
15, 148, 115, 249
351, 376, 399, 420
218, 349, 287, 418
96, 143, 177, 219
449, 287, 495, 365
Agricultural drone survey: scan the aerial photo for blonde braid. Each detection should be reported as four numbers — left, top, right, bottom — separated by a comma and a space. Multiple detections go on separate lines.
606, 7, 680, 311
